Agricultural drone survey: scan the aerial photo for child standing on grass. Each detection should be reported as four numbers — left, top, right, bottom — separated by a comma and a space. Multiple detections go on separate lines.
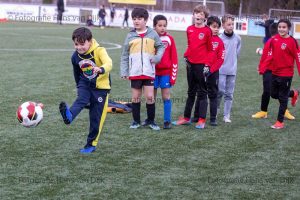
200, 16, 225, 126
217, 14, 242, 123
153, 15, 178, 129
172, 4, 213, 129
252, 22, 296, 120
59, 27, 112, 154
120, 7, 165, 131
263, 19, 300, 129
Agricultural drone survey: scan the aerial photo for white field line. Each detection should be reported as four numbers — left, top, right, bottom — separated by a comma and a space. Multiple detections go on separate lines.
0, 31, 122, 51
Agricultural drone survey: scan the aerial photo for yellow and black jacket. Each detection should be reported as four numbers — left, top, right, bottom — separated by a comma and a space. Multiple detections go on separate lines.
71, 38, 112, 89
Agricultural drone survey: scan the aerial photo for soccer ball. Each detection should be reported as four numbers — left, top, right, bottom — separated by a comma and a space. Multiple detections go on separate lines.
17, 101, 44, 128
256, 47, 263, 55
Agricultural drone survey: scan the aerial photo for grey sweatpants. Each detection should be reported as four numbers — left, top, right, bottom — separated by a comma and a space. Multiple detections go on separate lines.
217, 74, 236, 118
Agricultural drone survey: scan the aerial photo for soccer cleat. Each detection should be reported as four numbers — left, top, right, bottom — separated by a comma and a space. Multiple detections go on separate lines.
223, 116, 231, 123
59, 101, 72, 124
195, 118, 206, 129
271, 121, 284, 129
163, 121, 172, 129
172, 116, 191, 125
80, 146, 96, 154
291, 89, 299, 107
284, 109, 295, 120
252, 111, 267, 119
210, 119, 218, 126
149, 121, 160, 131
129, 121, 140, 129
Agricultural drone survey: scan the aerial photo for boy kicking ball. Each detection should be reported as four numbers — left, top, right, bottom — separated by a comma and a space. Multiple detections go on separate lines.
59, 27, 112, 154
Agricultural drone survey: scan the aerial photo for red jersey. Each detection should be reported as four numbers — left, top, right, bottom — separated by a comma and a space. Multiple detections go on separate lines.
155, 32, 178, 85
184, 25, 213, 65
264, 34, 300, 77
210, 35, 225, 73
258, 38, 273, 74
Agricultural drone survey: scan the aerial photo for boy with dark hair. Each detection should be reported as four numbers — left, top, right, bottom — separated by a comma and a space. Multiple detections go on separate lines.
252, 22, 296, 120
172, 4, 213, 129
263, 19, 300, 129
120, 7, 165, 130
153, 14, 178, 129
200, 15, 225, 127
59, 27, 112, 154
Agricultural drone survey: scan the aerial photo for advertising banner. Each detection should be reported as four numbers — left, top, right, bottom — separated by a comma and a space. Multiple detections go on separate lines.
108, 0, 156, 5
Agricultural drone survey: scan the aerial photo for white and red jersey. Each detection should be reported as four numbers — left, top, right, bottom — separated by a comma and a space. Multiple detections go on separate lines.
184, 25, 213, 65
155, 32, 178, 85
210, 35, 225, 73
264, 34, 300, 77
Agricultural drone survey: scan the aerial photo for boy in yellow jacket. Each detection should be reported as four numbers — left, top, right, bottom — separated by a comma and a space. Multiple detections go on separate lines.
59, 27, 112, 154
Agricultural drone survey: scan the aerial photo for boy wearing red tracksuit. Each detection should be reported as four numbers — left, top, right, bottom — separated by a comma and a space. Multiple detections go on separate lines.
153, 15, 178, 129
264, 19, 300, 129
204, 16, 225, 126
172, 4, 214, 129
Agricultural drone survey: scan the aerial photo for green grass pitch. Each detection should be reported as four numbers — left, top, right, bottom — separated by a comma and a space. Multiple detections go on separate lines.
0, 22, 299, 199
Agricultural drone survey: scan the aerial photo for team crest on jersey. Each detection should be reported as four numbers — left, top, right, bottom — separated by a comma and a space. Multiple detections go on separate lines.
212, 42, 219, 50
199, 33, 205, 40
162, 41, 169, 48
79, 59, 98, 80
281, 43, 287, 50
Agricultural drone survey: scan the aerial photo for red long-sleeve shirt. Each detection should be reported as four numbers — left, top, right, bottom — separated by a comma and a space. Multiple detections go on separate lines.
264, 34, 300, 77
210, 35, 225, 73
184, 25, 213, 65
258, 38, 273, 74
155, 32, 178, 85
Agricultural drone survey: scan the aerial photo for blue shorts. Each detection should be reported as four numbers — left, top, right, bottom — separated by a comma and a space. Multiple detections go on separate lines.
154, 75, 171, 89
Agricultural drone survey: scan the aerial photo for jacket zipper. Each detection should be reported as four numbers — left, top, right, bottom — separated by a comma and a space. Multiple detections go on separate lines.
141, 36, 144, 74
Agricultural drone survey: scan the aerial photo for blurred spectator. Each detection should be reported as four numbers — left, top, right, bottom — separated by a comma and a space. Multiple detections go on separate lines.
57, 0, 64, 25
255, 14, 274, 44
122, 5, 129, 29
86, 15, 94, 27
109, 3, 116, 26
98, 5, 107, 28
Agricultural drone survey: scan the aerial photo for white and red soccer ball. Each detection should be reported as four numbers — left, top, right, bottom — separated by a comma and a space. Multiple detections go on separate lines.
17, 101, 44, 128
256, 47, 263, 55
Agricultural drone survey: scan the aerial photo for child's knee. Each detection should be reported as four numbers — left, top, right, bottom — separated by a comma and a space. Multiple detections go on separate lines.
145, 95, 155, 104
224, 93, 233, 101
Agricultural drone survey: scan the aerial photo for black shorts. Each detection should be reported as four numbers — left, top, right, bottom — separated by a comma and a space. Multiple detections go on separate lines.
131, 79, 154, 89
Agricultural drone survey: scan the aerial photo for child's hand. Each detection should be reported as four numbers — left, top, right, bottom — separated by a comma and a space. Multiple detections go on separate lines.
93, 67, 102, 74
203, 66, 211, 77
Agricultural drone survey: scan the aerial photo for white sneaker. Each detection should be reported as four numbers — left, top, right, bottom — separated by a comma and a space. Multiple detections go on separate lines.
223, 116, 231, 123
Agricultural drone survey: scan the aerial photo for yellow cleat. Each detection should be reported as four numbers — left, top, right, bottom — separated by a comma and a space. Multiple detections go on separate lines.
284, 109, 295, 120
252, 111, 267, 119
